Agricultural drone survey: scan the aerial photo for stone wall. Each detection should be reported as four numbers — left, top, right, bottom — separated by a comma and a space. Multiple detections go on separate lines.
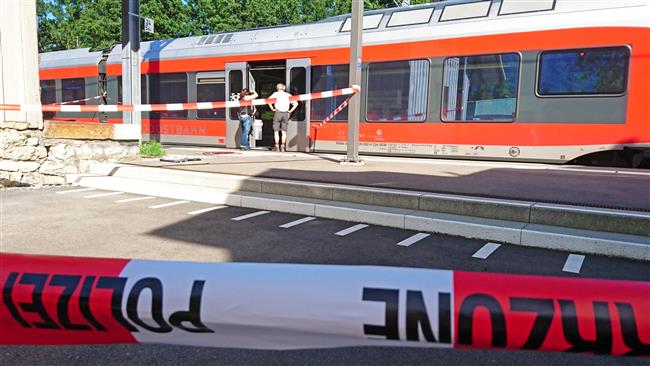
0, 3, 141, 187
0, 123, 139, 187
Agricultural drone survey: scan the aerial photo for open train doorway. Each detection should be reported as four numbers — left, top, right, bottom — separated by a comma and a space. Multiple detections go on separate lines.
225, 59, 310, 150
248, 60, 286, 148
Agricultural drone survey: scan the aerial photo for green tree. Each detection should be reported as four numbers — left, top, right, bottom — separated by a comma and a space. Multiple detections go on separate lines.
37, 0, 122, 51
37, 0, 88, 51
187, 0, 242, 35
299, 0, 334, 23
141, 0, 193, 41
37, 0, 443, 52
76, 0, 121, 50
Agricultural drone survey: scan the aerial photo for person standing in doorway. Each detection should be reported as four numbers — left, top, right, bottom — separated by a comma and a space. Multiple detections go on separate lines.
268, 83, 298, 152
239, 88, 258, 150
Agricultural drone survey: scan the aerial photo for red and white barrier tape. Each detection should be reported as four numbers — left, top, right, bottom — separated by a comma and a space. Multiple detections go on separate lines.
51, 94, 106, 105
0, 86, 360, 113
311, 96, 352, 129
1, 253, 648, 356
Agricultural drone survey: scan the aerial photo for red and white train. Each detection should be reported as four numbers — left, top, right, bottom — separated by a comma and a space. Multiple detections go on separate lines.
38, 0, 650, 165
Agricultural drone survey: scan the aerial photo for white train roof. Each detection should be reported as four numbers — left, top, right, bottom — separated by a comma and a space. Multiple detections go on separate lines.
40, 0, 649, 70
39, 48, 102, 70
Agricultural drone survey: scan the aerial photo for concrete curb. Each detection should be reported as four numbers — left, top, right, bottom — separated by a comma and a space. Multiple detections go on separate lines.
88, 163, 650, 237
74, 170, 650, 261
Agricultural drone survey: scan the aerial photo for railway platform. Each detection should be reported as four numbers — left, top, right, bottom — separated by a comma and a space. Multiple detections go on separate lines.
145, 146, 649, 211
71, 146, 650, 260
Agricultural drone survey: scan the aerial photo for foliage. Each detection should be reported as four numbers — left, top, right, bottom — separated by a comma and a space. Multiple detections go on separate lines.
38, 0, 121, 51
37, 0, 439, 52
140, 140, 166, 157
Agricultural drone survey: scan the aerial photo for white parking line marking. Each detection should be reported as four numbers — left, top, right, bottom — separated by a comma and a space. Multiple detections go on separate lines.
56, 188, 96, 194
397, 233, 430, 247
231, 210, 270, 221
335, 224, 369, 236
279, 217, 316, 228
188, 206, 227, 215
149, 200, 190, 209
472, 242, 502, 259
115, 196, 155, 203
84, 192, 125, 199
562, 254, 586, 274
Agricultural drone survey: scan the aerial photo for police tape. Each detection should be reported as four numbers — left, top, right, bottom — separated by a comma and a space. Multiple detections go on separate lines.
0, 86, 360, 113
1, 253, 649, 356
50, 93, 107, 106
311, 96, 352, 129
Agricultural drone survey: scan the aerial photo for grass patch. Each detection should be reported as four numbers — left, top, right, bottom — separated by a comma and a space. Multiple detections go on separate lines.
140, 141, 166, 157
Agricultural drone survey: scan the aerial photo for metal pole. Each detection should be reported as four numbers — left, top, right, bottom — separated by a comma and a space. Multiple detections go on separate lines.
121, 0, 141, 139
130, 0, 141, 135
121, 0, 131, 125
343, 0, 363, 164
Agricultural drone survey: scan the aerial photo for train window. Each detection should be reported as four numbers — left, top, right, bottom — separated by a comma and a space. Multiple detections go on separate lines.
117, 76, 148, 104
499, 0, 555, 15
289, 67, 306, 122
311, 65, 349, 122
229, 70, 243, 120
148, 73, 187, 119
196, 75, 226, 120
61, 78, 86, 104
387, 8, 434, 27
40, 80, 56, 105
340, 14, 383, 32
366, 59, 429, 122
537, 47, 629, 96
440, 1, 491, 22
442, 53, 520, 122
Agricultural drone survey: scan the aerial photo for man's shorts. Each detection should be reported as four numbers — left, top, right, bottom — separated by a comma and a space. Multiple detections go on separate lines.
272, 111, 290, 132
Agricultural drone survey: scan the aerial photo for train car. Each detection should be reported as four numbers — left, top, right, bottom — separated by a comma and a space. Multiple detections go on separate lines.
39, 48, 107, 121
38, 0, 650, 165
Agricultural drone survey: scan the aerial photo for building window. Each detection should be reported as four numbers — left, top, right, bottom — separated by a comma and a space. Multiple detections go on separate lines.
40, 80, 56, 105
538, 47, 629, 96
442, 53, 520, 122
196, 75, 226, 119
366, 59, 429, 122
148, 73, 187, 119
61, 78, 86, 104
311, 65, 349, 122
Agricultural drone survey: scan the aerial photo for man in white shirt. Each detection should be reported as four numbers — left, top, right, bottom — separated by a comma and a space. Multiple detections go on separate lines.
268, 83, 298, 152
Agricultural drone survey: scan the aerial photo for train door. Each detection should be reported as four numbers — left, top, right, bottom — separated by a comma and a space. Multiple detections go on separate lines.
225, 62, 247, 148
286, 58, 310, 152
248, 61, 286, 148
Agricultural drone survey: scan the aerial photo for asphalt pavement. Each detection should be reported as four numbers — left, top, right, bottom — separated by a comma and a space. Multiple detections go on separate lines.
1, 187, 648, 365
